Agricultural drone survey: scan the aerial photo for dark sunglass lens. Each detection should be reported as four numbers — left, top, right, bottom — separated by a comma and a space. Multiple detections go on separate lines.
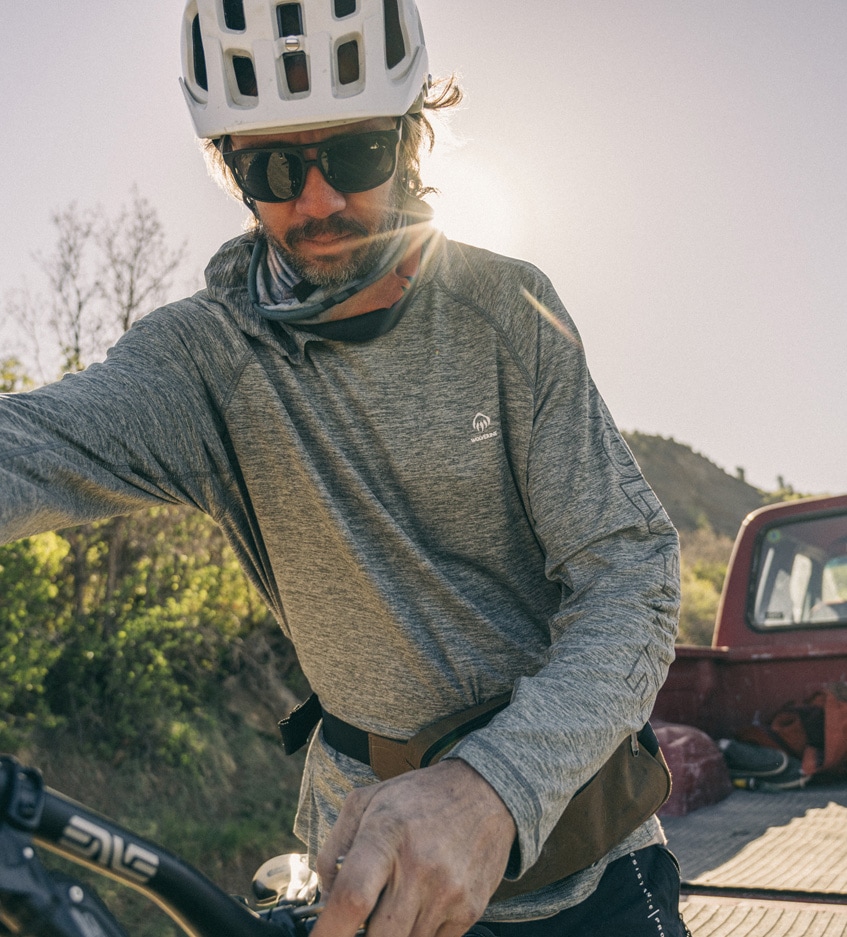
232, 150, 302, 202
323, 133, 396, 192
265, 151, 301, 200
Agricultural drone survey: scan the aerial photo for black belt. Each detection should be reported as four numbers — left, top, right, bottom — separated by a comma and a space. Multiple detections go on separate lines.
277, 693, 396, 766
320, 708, 377, 765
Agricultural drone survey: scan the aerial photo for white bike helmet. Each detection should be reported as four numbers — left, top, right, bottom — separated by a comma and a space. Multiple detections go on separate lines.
180, 0, 430, 138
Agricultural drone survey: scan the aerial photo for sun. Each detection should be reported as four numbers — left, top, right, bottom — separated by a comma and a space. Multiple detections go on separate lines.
421, 146, 525, 256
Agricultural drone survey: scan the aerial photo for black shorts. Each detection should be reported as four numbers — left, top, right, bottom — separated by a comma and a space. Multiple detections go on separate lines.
481, 845, 691, 937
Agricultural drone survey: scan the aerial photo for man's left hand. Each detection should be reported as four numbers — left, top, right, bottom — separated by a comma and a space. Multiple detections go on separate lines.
309, 759, 516, 937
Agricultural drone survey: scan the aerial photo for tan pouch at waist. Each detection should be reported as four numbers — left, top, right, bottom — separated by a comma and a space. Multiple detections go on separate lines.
367, 695, 671, 901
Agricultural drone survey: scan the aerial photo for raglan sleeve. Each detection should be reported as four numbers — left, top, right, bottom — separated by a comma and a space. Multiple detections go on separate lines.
0, 310, 232, 545
445, 272, 681, 879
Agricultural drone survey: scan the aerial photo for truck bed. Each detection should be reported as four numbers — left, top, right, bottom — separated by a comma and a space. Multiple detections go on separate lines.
664, 782, 847, 935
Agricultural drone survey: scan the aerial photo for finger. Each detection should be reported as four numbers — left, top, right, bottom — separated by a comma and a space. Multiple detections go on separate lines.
315, 853, 348, 903
367, 887, 474, 937
432, 915, 482, 937
311, 840, 393, 937
316, 786, 375, 894
355, 880, 419, 937
360, 841, 477, 937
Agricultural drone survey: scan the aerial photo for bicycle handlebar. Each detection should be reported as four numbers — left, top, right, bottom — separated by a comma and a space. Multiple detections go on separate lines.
0, 755, 304, 937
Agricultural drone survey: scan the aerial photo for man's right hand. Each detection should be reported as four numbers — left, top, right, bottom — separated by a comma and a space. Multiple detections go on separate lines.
309, 759, 516, 937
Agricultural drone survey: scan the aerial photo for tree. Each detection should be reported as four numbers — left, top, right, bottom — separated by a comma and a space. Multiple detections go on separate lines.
0, 357, 33, 393
97, 188, 187, 343
763, 477, 809, 504
44, 506, 281, 764
7, 191, 186, 379
1, 193, 301, 764
40, 203, 100, 373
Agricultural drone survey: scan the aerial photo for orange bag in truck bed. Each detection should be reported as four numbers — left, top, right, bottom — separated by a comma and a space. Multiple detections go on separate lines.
741, 687, 847, 778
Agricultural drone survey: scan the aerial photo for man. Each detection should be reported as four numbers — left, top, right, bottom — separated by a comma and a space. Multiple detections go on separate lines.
0, 1, 687, 934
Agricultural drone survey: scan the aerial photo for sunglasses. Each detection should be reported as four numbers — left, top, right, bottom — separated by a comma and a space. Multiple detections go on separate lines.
222, 127, 401, 203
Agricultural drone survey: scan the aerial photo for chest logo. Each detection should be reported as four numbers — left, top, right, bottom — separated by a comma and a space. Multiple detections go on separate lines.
471, 412, 499, 444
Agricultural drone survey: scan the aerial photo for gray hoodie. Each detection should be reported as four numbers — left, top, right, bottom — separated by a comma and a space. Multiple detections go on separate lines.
0, 230, 680, 919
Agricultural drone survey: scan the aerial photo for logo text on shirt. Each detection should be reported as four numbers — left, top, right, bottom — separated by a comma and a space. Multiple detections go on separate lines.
471, 412, 499, 444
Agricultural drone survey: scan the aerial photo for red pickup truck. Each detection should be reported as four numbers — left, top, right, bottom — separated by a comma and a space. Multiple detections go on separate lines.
652, 493, 847, 934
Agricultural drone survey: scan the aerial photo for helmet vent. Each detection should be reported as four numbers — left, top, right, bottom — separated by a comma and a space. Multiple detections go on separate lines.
283, 51, 310, 93
191, 14, 209, 91
334, 0, 357, 16
337, 39, 360, 85
232, 54, 258, 96
382, 0, 406, 69
277, 3, 304, 37
277, 4, 309, 93
222, 0, 246, 30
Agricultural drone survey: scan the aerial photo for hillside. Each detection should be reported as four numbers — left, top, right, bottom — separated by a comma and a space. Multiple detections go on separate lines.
623, 431, 767, 538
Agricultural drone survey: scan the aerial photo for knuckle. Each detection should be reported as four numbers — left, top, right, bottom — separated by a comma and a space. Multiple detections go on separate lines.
331, 883, 373, 923
314, 852, 336, 881
344, 785, 371, 810
464, 895, 488, 925
439, 881, 487, 929
448, 895, 485, 934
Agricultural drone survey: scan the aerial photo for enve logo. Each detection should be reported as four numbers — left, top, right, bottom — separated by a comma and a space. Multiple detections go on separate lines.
60, 815, 159, 884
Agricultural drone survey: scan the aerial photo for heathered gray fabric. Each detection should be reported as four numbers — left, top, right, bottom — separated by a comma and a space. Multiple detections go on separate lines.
0, 228, 680, 919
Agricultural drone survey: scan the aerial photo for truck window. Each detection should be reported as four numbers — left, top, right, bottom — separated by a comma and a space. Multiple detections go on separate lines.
822, 556, 847, 605
751, 512, 847, 629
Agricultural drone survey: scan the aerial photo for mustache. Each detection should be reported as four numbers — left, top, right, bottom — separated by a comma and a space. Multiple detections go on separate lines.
285, 216, 370, 247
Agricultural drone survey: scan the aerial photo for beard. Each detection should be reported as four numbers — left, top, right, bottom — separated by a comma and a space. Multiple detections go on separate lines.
264, 208, 401, 290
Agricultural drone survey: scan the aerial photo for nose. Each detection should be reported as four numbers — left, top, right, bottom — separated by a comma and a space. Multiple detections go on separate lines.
295, 165, 347, 219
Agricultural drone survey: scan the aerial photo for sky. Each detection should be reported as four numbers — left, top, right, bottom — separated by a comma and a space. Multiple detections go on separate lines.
1, 1, 845, 496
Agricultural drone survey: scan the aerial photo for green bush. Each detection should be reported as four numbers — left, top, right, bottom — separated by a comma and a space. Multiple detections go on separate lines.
0, 533, 70, 745
677, 526, 733, 645
3, 505, 294, 765
678, 565, 720, 645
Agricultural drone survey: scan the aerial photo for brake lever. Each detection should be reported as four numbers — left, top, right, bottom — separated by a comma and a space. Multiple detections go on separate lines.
262, 854, 363, 933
